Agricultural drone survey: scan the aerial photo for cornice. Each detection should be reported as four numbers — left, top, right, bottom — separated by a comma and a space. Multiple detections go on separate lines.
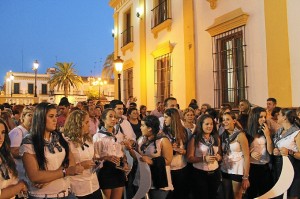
206, 8, 249, 36
151, 41, 174, 58
121, 42, 134, 56
123, 59, 134, 71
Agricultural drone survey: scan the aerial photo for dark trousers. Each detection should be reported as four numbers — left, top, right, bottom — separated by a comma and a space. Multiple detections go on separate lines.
166, 166, 189, 199
191, 167, 221, 199
247, 163, 272, 199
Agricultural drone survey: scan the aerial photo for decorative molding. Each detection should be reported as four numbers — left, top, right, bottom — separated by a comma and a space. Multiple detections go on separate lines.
123, 59, 134, 71
206, 8, 249, 36
109, 0, 128, 10
151, 19, 172, 39
207, 0, 217, 10
151, 41, 174, 58
121, 42, 134, 56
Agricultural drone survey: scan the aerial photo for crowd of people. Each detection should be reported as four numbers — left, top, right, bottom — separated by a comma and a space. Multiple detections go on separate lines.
0, 96, 300, 199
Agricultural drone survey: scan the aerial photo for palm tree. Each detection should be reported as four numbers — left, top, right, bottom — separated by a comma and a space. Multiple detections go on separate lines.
48, 62, 83, 97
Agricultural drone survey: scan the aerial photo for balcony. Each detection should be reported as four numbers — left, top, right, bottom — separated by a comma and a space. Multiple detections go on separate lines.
121, 26, 134, 55
151, 0, 172, 38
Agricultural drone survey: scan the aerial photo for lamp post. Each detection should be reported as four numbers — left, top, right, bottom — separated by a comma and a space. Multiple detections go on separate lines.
32, 60, 39, 97
6, 73, 14, 97
114, 56, 124, 100
93, 78, 107, 99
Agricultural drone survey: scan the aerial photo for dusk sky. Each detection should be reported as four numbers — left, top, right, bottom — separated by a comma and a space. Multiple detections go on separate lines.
0, 0, 114, 86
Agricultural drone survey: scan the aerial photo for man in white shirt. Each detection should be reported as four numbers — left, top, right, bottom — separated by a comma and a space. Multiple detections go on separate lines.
109, 100, 136, 142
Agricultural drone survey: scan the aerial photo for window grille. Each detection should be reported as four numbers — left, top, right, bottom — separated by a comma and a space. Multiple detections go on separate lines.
212, 26, 248, 108
121, 26, 133, 47
28, 84, 34, 94
123, 68, 133, 103
154, 53, 172, 103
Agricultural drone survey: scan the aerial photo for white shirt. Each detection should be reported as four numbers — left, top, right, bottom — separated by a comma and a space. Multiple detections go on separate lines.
193, 143, 219, 171
20, 143, 70, 197
221, 140, 244, 175
9, 125, 29, 180
250, 136, 270, 164
115, 119, 136, 142
93, 132, 124, 159
68, 140, 99, 197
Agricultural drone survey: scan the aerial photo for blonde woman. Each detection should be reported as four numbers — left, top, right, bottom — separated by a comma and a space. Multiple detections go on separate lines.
9, 106, 34, 180
183, 107, 196, 134
64, 110, 102, 199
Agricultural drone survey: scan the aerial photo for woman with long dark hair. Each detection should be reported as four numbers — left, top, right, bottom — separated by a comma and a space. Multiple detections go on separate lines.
187, 114, 221, 199
246, 107, 273, 198
128, 115, 173, 199
163, 108, 190, 199
0, 119, 27, 199
20, 102, 84, 199
220, 112, 250, 199
63, 110, 102, 199
273, 108, 300, 199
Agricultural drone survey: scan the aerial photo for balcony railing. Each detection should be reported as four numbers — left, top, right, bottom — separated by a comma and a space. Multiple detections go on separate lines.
151, 0, 172, 29
121, 26, 133, 47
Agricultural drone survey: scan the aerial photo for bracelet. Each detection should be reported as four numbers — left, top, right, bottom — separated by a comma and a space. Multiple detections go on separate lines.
242, 175, 249, 180
62, 168, 66, 177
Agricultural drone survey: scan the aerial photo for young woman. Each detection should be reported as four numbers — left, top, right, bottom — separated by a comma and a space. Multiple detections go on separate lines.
220, 112, 250, 199
127, 107, 142, 139
183, 107, 196, 134
9, 106, 34, 181
63, 110, 102, 199
0, 119, 27, 199
246, 107, 273, 198
163, 108, 190, 199
187, 114, 221, 199
128, 115, 173, 199
273, 108, 300, 199
139, 105, 147, 120
20, 102, 84, 199
93, 108, 129, 199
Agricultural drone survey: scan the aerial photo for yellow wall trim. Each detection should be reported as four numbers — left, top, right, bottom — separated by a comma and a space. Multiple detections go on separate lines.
109, 0, 128, 9
121, 42, 134, 56
151, 41, 174, 58
151, 19, 172, 39
123, 59, 134, 71
264, 0, 292, 107
207, 0, 217, 10
206, 8, 249, 36
183, 0, 196, 107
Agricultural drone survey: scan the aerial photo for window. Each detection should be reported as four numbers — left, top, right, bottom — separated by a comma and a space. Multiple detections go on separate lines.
28, 83, 34, 94
42, 84, 47, 95
151, 0, 171, 28
154, 53, 172, 103
121, 9, 133, 47
212, 26, 248, 108
123, 68, 133, 102
13, 83, 20, 94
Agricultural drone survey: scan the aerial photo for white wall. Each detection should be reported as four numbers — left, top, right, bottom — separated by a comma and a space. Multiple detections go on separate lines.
194, 0, 268, 107
287, 0, 300, 107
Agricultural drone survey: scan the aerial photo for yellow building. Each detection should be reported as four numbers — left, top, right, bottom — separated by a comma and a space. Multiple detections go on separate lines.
110, 0, 300, 109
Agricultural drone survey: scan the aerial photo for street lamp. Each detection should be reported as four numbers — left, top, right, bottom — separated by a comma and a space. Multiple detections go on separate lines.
93, 77, 107, 99
6, 73, 14, 97
114, 56, 123, 100
32, 60, 39, 97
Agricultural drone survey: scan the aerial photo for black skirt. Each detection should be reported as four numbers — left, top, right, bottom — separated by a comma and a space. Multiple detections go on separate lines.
97, 161, 126, 189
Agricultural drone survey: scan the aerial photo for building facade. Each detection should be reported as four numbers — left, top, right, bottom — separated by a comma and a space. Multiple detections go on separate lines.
1, 69, 114, 105
109, 0, 300, 109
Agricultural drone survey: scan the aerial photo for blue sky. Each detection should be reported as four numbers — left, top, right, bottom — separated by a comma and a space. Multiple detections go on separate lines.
0, 0, 114, 86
